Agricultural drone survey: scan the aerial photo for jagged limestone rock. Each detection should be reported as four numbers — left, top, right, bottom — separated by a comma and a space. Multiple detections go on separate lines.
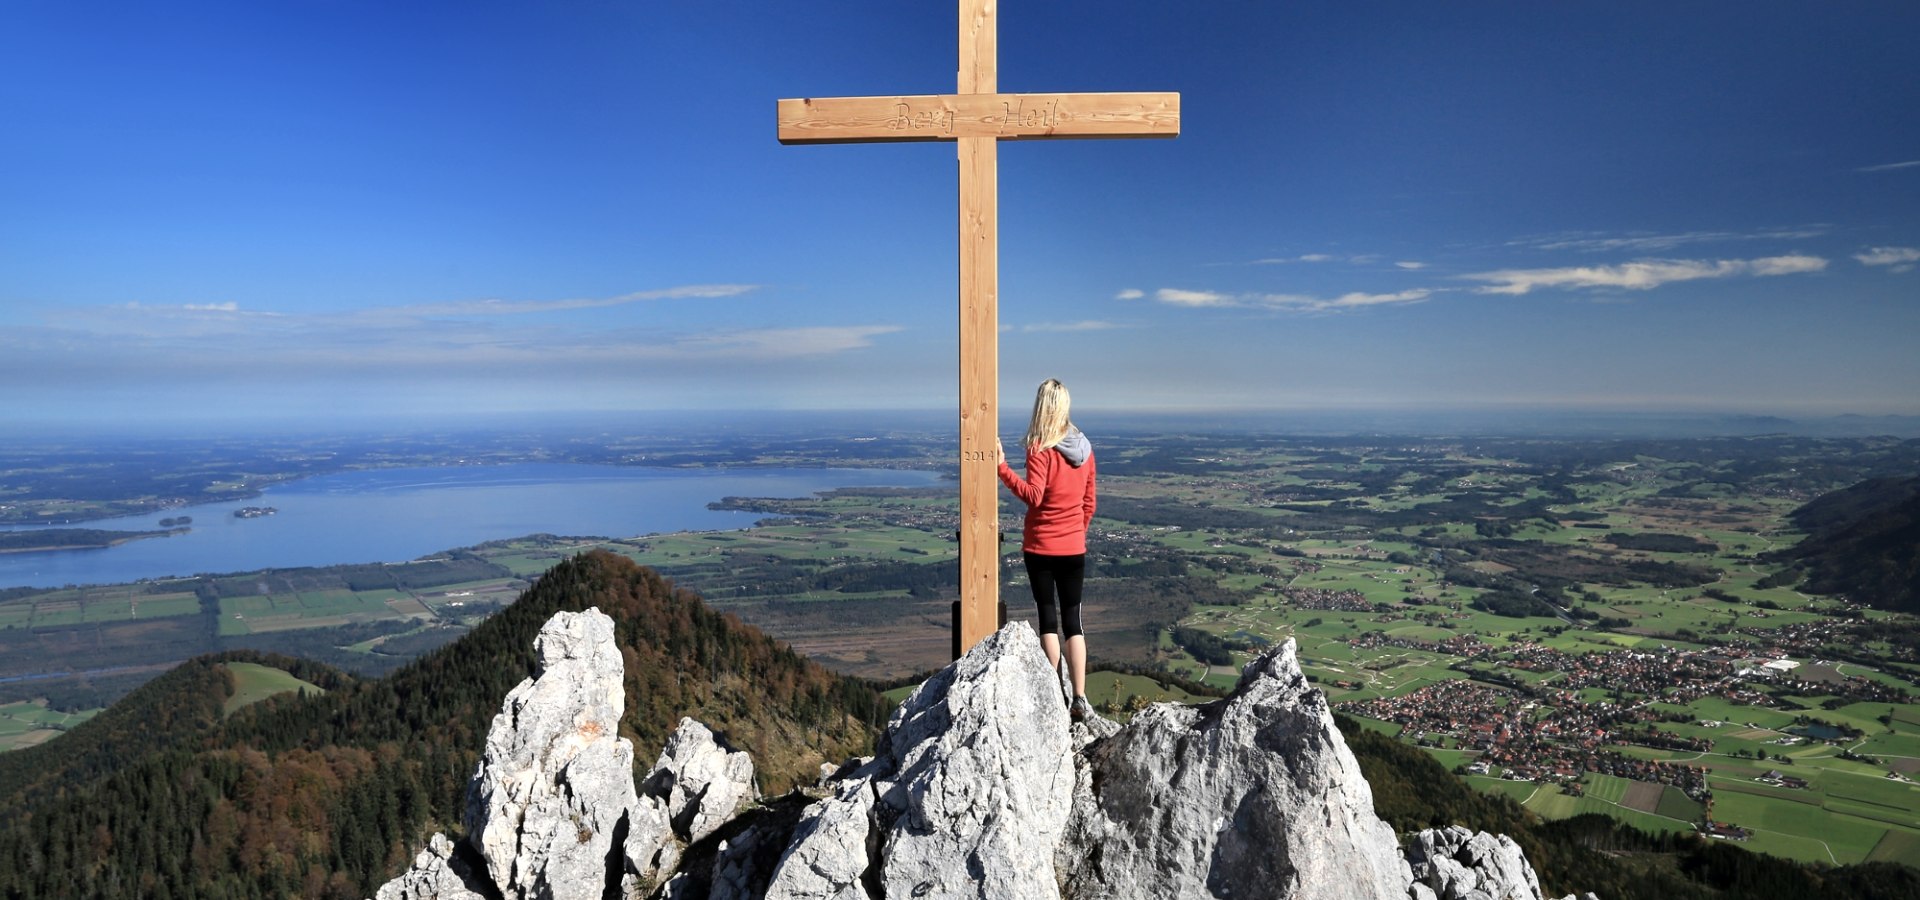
623, 793, 676, 893
1059, 638, 1414, 899
1407, 825, 1577, 900
462, 608, 642, 900
765, 622, 1073, 900
373, 607, 1590, 900
371, 832, 490, 900
762, 776, 881, 900
875, 622, 1074, 899
646, 716, 759, 844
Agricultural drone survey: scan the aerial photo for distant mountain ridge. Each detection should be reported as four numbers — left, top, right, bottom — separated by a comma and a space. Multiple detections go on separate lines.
1771, 475, 1920, 613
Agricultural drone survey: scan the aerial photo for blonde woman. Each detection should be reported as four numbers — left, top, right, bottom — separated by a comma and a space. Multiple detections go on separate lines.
997, 378, 1098, 720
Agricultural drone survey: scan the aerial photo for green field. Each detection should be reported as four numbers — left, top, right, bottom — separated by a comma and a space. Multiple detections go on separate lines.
1868, 828, 1920, 864
218, 587, 438, 635
223, 662, 326, 715
0, 586, 207, 630
0, 700, 100, 751
1522, 785, 1695, 836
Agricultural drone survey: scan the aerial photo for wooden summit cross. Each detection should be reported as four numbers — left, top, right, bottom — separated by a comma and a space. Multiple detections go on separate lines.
777, 1, 1178, 655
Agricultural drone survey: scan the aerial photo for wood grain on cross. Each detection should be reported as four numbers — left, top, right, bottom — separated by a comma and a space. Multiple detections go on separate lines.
777, 1, 1178, 655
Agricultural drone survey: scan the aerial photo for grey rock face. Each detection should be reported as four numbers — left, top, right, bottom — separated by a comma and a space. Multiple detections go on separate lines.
623, 791, 676, 892
371, 833, 489, 900
1407, 826, 1557, 900
462, 608, 642, 900
765, 622, 1073, 900
372, 607, 1588, 900
1059, 638, 1413, 900
647, 716, 758, 844
761, 777, 879, 900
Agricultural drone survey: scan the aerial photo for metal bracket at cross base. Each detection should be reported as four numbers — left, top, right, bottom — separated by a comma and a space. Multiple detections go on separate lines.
950, 529, 1007, 660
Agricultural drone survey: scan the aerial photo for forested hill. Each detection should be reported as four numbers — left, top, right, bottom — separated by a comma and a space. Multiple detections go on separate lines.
0, 550, 889, 900
1773, 475, 1920, 613
0, 649, 348, 817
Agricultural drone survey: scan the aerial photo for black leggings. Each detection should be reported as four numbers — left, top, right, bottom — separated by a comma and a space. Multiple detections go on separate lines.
1023, 552, 1085, 639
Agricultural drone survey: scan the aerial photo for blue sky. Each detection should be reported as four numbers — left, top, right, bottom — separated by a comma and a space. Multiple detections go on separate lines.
3, 1, 1916, 429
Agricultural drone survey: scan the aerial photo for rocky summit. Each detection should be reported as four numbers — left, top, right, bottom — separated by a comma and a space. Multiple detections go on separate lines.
374, 610, 1589, 900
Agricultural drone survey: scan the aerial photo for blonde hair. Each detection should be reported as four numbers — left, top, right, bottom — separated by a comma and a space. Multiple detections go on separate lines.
1023, 378, 1072, 450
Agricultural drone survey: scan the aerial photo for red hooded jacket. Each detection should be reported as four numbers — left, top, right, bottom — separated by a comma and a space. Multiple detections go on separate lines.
998, 429, 1096, 556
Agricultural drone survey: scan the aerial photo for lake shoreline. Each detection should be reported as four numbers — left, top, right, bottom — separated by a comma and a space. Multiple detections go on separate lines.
0, 463, 944, 590
0, 528, 187, 555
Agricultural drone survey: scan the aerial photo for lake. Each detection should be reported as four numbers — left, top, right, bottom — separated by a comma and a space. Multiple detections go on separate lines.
0, 464, 944, 590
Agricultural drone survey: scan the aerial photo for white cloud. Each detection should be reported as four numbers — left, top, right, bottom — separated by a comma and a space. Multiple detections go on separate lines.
1155, 288, 1236, 307
1857, 160, 1920, 173
1462, 255, 1828, 295
1251, 253, 1378, 265
1745, 255, 1829, 277
1854, 246, 1920, 271
1250, 294, 1321, 308
54, 302, 289, 339
1144, 288, 1432, 313
1325, 290, 1431, 309
1114, 288, 1144, 300
1394, 261, 1427, 270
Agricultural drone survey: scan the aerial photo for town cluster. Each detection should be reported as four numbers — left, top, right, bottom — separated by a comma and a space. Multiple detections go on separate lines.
1326, 637, 1916, 817
1339, 677, 1712, 802
1278, 586, 1376, 613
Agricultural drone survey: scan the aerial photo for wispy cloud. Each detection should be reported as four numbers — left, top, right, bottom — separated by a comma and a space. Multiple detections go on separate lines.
7, 286, 893, 385
1259, 290, 1431, 312
1019, 320, 1126, 333
1250, 253, 1382, 266
1461, 255, 1828, 295
1508, 228, 1827, 254
1854, 246, 1920, 273
1394, 261, 1427, 270
393, 284, 760, 317
1857, 160, 1920, 173
49, 285, 768, 336
1155, 288, 1236, 307
669, 325, 901, 358
1146, 288, 1431, 313
1114, 289, 1144, 300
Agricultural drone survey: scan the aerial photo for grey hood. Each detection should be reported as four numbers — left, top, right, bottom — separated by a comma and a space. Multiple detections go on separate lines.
1054, 427, 1091, 468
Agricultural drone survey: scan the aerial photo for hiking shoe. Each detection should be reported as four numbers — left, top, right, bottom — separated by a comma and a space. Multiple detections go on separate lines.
1070, 695, 1093, 722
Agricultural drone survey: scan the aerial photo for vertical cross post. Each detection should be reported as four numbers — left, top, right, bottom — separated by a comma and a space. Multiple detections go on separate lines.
776, 1, 1178, 656
955, 0, 1000, 653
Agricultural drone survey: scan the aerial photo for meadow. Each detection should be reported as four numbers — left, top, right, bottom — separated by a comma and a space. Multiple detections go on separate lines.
0, 699, 98, 752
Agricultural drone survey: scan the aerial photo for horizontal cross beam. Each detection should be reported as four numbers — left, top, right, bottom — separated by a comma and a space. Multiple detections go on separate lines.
777, 92, 1179, 144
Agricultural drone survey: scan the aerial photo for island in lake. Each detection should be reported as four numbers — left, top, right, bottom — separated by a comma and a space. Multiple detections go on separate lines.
233, 507, 278, 519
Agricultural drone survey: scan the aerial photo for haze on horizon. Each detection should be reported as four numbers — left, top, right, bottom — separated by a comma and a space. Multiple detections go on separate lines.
2, 2, 1916, 430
